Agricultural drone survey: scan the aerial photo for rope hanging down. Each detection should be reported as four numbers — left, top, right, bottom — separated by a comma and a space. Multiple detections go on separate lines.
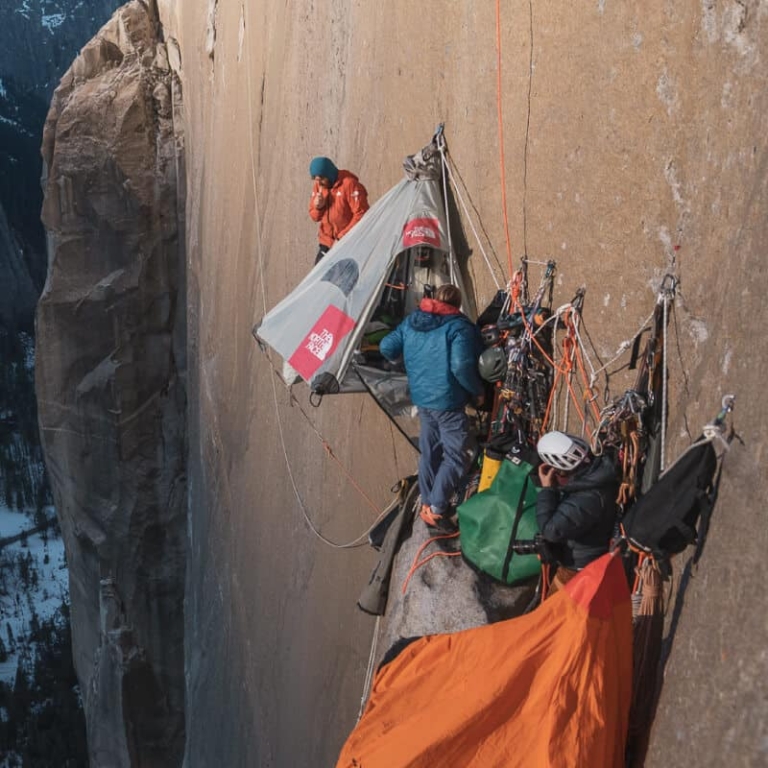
444, 154, 503, 289
243, 1, 393, 551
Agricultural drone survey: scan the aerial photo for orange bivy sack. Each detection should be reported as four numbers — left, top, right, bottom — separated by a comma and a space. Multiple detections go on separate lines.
337, 552, 633, 768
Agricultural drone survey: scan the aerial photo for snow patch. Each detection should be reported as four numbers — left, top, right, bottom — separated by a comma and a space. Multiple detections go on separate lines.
42, 13, 67, 31
0, 509, 67, 686
15, 0, 32, 20
0, 505, 33, 539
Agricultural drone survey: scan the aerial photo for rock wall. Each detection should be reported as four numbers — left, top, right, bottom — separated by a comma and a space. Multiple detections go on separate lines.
36, 2, 186, 766
154, 1, 768, 766
160, 1, 767, 765
36, 0, 766, 765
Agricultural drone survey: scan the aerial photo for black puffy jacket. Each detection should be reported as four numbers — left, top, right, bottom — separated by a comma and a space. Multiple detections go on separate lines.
536, 455, 619, 569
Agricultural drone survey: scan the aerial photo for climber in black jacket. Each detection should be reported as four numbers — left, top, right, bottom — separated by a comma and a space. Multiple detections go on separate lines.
535, 431, 619, 591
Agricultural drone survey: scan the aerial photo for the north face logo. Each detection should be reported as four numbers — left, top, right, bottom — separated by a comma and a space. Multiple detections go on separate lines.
403, 217, 441, 248
288, 305, 356, 380
306, 329, 334, 361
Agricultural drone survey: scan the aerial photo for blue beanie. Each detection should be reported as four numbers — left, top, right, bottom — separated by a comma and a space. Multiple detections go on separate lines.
309, 156, 339, 185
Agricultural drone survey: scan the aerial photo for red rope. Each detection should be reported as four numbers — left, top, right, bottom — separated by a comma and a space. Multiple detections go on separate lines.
402, 531, 461, 595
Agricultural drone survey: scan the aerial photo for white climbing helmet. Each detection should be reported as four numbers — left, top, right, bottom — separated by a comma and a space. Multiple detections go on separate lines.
536, 431, 590, 472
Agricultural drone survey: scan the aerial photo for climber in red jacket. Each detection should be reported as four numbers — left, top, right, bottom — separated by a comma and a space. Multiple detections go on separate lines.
308, 156, 369, 264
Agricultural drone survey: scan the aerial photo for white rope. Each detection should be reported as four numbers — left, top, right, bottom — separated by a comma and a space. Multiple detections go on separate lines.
660, 431, 720, 477
662, 396, 735, 475
437, 136, 455, 283
357, 615, 381, 721
521, 258, 552, 267
444, 157, 502, 289
576, 307, 657, 388
243, 1, 386, 551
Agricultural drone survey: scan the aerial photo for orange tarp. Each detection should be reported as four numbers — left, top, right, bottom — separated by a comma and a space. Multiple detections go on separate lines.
337, 552, 632, 768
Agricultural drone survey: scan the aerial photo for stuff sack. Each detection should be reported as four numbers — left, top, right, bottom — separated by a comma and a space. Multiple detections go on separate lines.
621, 437, 718, 558
458, 447, 541, 585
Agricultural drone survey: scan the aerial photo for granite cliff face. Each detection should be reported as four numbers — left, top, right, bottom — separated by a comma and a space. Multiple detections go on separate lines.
36, 1, 768, 766
36, 2, 186, 765
162, 2, 766, 765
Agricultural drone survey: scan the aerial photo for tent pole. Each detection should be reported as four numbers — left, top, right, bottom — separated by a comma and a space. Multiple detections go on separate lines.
437, 131, 455, 283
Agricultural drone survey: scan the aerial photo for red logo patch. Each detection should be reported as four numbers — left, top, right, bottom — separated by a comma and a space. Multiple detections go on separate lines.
288, 305, 356, 380
402, 217, 441, 248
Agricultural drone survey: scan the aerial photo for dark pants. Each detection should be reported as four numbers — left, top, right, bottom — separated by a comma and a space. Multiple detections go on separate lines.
315, 244, 330, 264
418, 407, 469, 514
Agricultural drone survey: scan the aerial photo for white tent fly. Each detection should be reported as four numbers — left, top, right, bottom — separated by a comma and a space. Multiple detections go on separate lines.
253, 133, 474, 446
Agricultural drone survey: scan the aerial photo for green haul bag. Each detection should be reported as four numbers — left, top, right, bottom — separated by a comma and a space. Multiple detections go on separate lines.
457, 449, 541, 586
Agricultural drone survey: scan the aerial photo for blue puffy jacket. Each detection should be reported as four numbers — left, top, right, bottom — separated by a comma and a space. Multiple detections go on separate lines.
379, 299, 484, 411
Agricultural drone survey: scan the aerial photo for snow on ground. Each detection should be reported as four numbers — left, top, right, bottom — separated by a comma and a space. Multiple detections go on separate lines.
15, 0, 33, 20
0, 507, 68, 685
42, 13, 66, 31
0, 505, 34, 540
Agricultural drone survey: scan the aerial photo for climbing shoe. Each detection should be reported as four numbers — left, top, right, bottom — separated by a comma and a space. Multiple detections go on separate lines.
419, 505, 458, 532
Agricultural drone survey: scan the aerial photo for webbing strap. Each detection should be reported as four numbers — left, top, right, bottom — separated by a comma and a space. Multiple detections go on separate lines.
501, 474, 531, 581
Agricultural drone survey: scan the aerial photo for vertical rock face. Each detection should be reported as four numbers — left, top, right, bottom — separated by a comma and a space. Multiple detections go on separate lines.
160, 1, 767, 765
36, 2, 186, 766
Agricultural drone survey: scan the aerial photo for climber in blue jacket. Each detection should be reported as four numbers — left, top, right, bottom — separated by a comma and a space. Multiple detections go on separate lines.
379, 284, 484, 530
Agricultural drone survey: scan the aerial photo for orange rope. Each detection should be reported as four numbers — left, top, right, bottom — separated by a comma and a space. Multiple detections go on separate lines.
270, 368, 389, 516
510, 270, 524, 306
322, 441, 381, 515
511, 290, 556, 367
495, 0, 515, 279
402, 531, 461, 595
617, 429, 641, 506
632, 552, 647, 594
574, 337, 602, 423
272, 367, 391, 517
540, 562, 551, 602
534, 306, 603, 438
